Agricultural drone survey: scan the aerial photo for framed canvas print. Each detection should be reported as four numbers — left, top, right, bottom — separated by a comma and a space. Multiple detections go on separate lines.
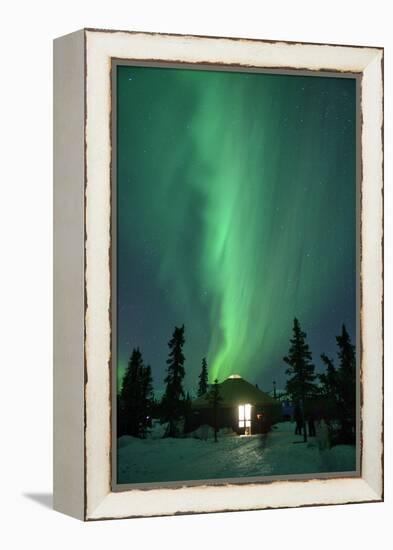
53, 29, 383, 520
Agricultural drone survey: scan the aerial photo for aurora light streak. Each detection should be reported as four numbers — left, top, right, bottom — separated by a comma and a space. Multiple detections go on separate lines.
116, 66, 356, 392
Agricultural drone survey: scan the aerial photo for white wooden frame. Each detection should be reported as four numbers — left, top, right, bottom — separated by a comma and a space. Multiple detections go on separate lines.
53, 28, 383, 521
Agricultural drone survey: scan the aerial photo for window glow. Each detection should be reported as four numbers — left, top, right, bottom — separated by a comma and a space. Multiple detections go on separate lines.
238, 404, 252, 429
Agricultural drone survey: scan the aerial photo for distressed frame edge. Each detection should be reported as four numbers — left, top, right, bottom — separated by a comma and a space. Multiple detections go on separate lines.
82, 29, 383, 521
53, 29, 86, 520
358, 49, 384, 500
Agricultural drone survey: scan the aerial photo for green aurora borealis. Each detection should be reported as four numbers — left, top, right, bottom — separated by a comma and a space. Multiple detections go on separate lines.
117, 66, 356, 392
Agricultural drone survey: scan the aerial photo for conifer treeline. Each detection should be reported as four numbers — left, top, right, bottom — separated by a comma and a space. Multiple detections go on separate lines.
118, 324, 210, 438
283, 318, 356, 445
118, 318, 356, 446
161, 325, 186, 437
118, 348, 153, 438
198, 358, 208, 396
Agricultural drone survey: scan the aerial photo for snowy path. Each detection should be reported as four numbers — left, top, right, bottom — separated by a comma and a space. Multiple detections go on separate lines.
117, 433, 267, 484
117, 422, 356, 485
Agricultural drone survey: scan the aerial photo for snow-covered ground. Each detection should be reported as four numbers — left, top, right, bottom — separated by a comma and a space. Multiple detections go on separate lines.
260, 422, 356, 476
117, 422, 356, 485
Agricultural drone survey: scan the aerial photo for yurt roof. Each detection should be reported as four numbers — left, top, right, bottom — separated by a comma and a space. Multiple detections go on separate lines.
191, 375, 279, 409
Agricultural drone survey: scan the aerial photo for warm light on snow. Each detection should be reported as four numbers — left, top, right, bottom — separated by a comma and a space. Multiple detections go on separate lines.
228, 374, 242, 379
117, 422, 356, 484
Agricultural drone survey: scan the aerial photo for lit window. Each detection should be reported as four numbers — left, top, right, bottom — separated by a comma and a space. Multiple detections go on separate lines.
238, 404, 252, 428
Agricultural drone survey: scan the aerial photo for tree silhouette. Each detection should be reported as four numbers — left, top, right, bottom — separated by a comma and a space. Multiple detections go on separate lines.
183, 390, 193, 433
139, 365, 154, 437
320, 325, 356, 444
320, 354, 338, 394
207, 378, 222, 442
119, 348, 154, 438
336, 324, 356, 443
161, 324, 186, 436
197, 357, 209, 397
319, 352, 339, 424
284, 318, 317, 442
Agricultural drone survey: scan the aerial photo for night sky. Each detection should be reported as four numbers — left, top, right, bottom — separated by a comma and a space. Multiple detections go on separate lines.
116, 65, 357, 395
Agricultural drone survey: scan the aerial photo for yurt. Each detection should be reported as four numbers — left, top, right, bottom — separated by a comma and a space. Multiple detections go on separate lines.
190, 374, 282, 435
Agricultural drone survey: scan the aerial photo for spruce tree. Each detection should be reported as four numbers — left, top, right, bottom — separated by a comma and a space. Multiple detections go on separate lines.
336, 325, 356, 444
207, 378, 222, 442
197, 357, 209, 397
162, 325, 186, 436
284, 318, 317, 442
183, 391, 193, 433
320, 354, 338, 396
319, 325, 356, 445
139, 365, 154, 437
319, 353, 339, 431
120, 348, 144, 437
120, 348, 154, 438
